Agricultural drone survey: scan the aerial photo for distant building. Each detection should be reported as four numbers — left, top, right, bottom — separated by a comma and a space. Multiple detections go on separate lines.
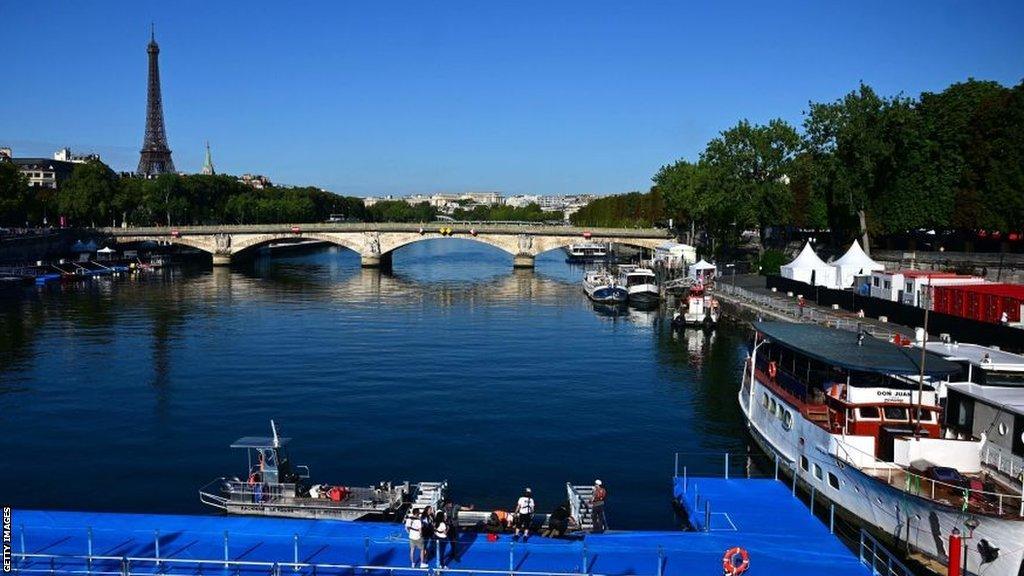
1, 148, 77, 189
53, 147, 100, 164
504, 194, 541, 208
239, 173, 272, 189
868, 269, 987, 307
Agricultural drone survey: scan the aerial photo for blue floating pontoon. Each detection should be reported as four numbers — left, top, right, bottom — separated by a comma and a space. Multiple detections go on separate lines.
8, 468, 903, 576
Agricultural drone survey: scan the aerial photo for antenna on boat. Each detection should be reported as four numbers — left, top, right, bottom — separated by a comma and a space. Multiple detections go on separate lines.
914, 276, 931, 437
271, 419, 280, 448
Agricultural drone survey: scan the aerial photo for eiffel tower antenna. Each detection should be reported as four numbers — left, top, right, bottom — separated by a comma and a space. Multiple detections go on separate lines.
137, 24, 175, 177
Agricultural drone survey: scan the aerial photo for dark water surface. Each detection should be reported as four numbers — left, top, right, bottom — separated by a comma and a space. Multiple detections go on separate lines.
0, 241, 748, 529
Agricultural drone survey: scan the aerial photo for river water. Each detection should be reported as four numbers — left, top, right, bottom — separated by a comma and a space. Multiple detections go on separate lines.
0, 241, 750, 529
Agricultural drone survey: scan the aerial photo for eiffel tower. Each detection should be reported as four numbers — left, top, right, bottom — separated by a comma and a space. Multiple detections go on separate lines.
137, 25, 175, 176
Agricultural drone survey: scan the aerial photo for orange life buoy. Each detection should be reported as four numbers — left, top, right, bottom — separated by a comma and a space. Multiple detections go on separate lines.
768, 361, 778, 380
722, 547, 750, 576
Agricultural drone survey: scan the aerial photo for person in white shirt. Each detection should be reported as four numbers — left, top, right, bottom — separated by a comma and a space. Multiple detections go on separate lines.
405, 508, 426, 567
514, 487, 535, 540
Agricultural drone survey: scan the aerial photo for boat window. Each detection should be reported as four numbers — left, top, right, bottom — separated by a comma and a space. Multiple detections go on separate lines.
769, 398, 777, 415
883, 407, 908, 421
782, 411, 793, 430
762, 393, 769, 409
912, 409, 934, 424
827, 472, 840, 490
998, 422, 1008, 436
813, 463, 823, 481
858, 407, 881, 420
800, 455, 809, 471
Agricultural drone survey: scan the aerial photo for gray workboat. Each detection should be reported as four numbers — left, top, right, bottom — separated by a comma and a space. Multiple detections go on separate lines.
199, 421, 446, 521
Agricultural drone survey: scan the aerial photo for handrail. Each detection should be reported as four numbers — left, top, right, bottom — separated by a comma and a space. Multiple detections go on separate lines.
858, 530, 914, 576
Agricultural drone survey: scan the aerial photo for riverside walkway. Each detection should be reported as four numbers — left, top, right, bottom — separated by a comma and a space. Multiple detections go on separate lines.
100, 223, 671, 268
712, 275, 913, 340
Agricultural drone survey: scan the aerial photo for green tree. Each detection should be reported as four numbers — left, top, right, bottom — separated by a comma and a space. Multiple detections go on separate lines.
58, 160, 118, 227
699, 118, 801, 252
0, 161, 31, 226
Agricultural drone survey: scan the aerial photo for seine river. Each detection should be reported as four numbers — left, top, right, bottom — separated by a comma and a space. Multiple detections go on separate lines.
0, 240, 750, 529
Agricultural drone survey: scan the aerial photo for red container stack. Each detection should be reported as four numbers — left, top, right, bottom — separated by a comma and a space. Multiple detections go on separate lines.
931, 283, 1024, 324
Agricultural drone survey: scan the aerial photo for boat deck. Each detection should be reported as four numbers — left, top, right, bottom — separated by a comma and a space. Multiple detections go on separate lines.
859, 466, 1023, 518
11, 477, 877, 576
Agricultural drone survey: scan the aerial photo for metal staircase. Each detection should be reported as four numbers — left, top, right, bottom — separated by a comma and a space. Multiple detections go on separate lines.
566, 483, 601, 532
414, 481, 447, 511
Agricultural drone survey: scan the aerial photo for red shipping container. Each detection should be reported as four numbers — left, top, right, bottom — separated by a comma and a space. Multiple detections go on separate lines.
932, 284, 1024, 324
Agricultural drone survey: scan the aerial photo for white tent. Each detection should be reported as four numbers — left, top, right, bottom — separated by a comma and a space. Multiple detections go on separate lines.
830, 240, 884, 288
780, 242, 836, 287
688, 259, 717, 281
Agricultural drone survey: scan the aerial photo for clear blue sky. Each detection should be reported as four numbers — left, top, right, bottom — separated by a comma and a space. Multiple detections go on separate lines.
2, 1, 1022, 196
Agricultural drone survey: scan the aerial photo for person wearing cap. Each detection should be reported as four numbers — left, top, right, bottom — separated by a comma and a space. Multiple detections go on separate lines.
513, 488, 535, 540
589, 480, 607, 533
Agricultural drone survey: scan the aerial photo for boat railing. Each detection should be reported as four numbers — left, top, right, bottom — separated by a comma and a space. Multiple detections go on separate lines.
982, 444, 1024, 483
858, 530, 914, 576
199, 477, 297, 506
828, 437, 1024, 518
9, 530, 670, 576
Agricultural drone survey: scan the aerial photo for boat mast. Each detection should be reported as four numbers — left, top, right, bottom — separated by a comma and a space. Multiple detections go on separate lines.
271, 419, 280, 448
914, 277, 931, 435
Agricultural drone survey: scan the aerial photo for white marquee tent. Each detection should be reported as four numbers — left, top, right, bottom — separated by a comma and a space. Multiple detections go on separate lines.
780, 242, 836, 287
830, 240, 884, 288
688, 259, 717, 282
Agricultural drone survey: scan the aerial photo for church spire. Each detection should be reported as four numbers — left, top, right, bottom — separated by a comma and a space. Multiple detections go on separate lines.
201, 141, 216, 175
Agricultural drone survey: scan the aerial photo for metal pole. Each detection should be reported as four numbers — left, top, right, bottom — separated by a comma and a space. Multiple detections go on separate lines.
774, 454, 779, 480
683, 466, 687, 493
582, 542, 588, 574
364, 536, 370, 566
830, 503, 835, 534
792, 466, 797, 497
725, 453, 730, 480
20, 524, 25, 561
293, 534, 299, 572
674, 452, 679, 478
810, 486, 816, 515
657, 546, 664, 576
704, 500, 711, 532
87, 526, 93, 574
154, 529, 160, 566
509, 540, 514, 575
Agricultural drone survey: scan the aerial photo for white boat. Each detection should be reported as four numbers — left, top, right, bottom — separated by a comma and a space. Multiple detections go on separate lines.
739, 323, 1024, 576
672, 284, 718, 327
565, 242, 609, 262
618, 265, 660, 304
582, 269, 627, 304
199, 421, 446, 521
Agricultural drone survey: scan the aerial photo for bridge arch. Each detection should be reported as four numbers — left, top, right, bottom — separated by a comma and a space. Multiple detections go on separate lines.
113, 235, 217, 255
378, 233, 519, 258
229, 232, 365, 258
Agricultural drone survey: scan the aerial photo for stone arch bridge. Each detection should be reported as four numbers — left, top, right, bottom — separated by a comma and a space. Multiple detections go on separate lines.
103, 223, 673, 268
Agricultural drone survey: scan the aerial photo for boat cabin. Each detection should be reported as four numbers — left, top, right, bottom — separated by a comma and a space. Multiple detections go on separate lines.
749, 323, 961, 458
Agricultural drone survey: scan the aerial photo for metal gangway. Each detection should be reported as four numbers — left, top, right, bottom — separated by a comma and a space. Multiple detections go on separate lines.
566, 483, 602, 533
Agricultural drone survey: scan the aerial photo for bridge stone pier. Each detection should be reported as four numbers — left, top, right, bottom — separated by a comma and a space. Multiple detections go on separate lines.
103, 223, 672, 269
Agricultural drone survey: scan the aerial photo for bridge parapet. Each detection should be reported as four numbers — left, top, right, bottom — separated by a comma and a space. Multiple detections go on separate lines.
102, 223, 673, 268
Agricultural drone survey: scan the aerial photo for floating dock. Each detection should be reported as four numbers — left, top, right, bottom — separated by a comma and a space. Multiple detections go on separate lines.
7, 471, 904, 576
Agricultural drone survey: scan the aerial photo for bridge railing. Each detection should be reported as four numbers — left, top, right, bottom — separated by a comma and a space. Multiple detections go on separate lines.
100, 222, 672, 238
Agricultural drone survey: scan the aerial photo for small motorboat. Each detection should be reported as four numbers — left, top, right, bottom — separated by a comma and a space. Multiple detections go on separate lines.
199, 421, 447, 521
672, 284, 719, 328
618, 265, 660, 305
583, 269, 628, 304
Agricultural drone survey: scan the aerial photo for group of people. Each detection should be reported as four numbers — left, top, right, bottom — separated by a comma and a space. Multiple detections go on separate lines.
405, 500, 464, 568
486, 481, 608, 540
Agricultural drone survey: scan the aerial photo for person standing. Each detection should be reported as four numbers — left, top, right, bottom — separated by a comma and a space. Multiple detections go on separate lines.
433, 509, 451, 568
514, 488, 535, 541
589, 479, 607, 533
405, 508, 426, 568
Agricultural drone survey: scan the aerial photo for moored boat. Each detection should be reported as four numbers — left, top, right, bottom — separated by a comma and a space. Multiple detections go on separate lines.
671, 284, 718, 327
199, 421, 446, 521
618, 265, 660, 305
564, 242, 610, 263
739, 323, 1024, 576
582, 269, 628, 304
